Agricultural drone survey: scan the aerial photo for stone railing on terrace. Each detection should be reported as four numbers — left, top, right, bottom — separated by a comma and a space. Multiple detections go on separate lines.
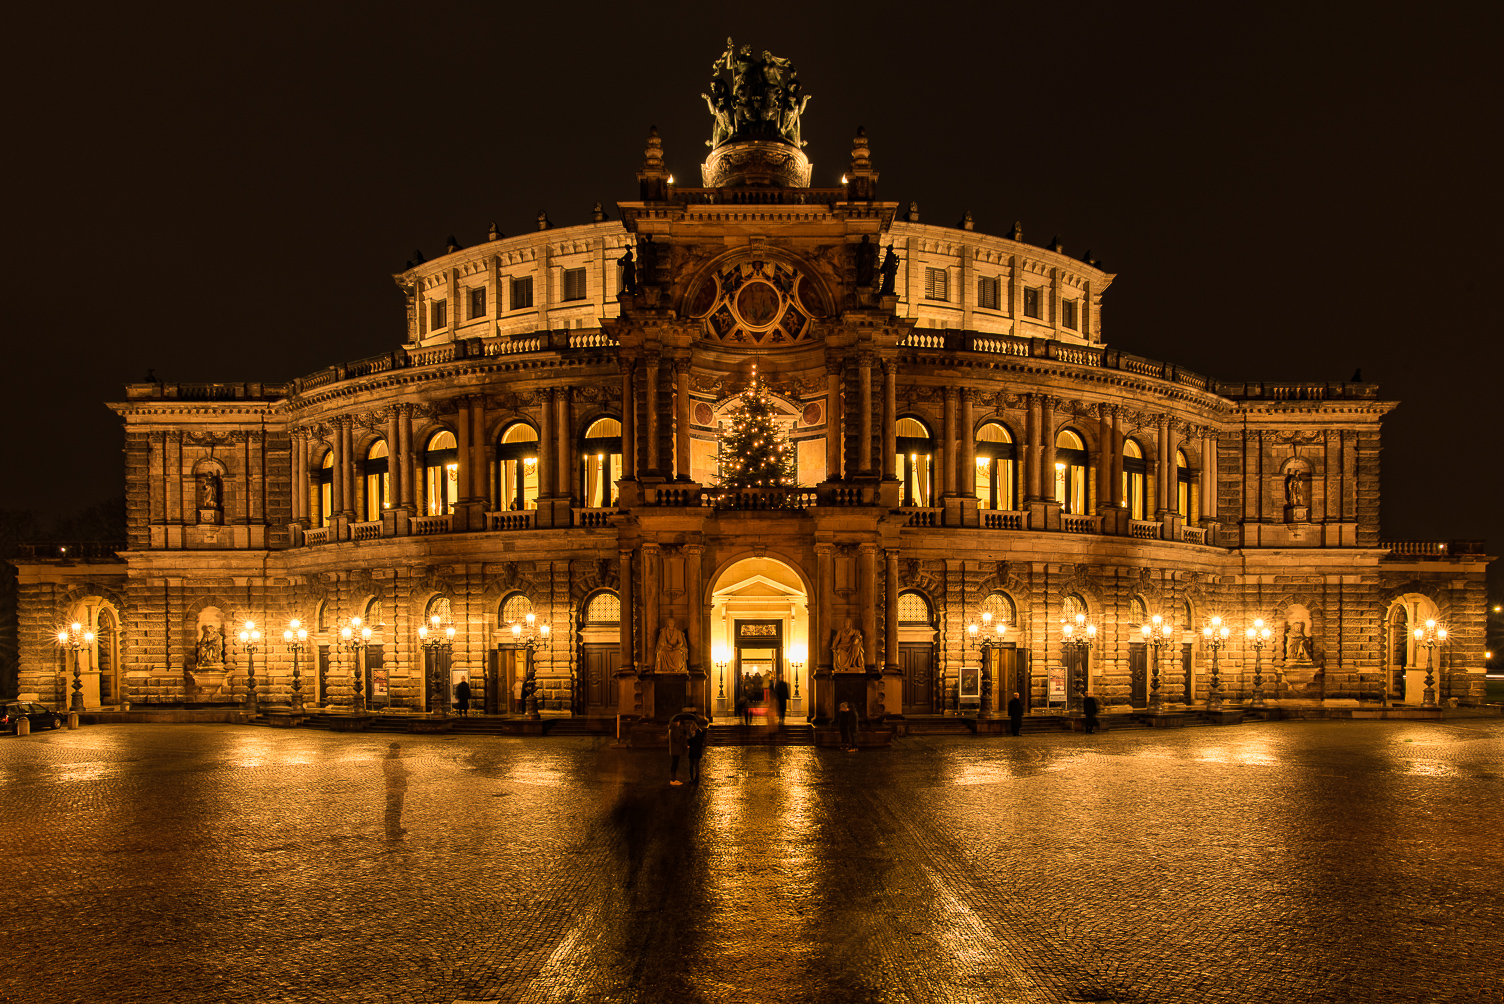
1129, 520, 1163, 540
15, 541, 126, 561
124, 382, 292, 401
667, 186, 849, 207
351, 520, 382, 541
1383, 539, 1487, 559
900, 507, 942, 527
573, 507, 622, 527
1181, 526, 1209, 545
705, 488, 819, 511
1061, 513, 1101, 534
411, 514, 452, 536
981, 510, 1025, 530
487, 511, 535, 531
303, 527, 331, 545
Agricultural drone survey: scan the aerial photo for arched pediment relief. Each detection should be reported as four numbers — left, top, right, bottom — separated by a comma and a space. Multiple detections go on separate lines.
569, 558, 621, 605
684, 251, 833, 349
482, 561, 539, 610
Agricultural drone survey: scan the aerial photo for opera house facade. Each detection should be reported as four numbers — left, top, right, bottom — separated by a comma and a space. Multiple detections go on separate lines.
12, 48, 1491, 735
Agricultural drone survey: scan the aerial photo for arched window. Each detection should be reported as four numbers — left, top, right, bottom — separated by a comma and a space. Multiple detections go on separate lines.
981, 592, 1016, 629
496, 423, 539, 512
1054, 429, 1088, 514
500, 592, 533, 627
364, 440, 390, 522
425, 595, 452, 626
96, 608, 117, 703
896, 417, 933, 507
974, 422, 1016, 511
1128, 594, 1149, 626
424, 430, 459, 516
1176, 449, 1191, 520
365, 597, 384, 631
318, 450, 334, 526
897, 591, 932, 624
584, 591, 621, 623
1123, 439, 1147, 521
315, 600, 329, 634
1180, 599, 1193, 629
582, 418, 623, 508
1062, 593, 1088, 622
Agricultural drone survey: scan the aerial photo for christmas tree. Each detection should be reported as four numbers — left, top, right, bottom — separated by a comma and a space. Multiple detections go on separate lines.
716, 366, 797, 490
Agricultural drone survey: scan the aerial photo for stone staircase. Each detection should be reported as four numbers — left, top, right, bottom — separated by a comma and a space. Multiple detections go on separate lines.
707, 723, 815, 747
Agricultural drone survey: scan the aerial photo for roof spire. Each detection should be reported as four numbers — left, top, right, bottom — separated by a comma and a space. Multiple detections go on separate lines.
637, 126, 670, 201
844, 126, 879, 200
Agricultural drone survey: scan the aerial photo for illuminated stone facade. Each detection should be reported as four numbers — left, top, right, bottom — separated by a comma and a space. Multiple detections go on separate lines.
11, 68, 1492, 724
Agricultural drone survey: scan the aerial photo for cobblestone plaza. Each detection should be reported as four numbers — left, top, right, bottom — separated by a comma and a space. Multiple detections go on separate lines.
1, 721, 1499, 1003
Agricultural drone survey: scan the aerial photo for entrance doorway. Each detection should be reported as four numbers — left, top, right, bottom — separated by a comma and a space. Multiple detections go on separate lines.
900, 643, 934, 713
577, 590, 621, 716
710, 556, 810, 722
1128, 642, 1148, 709
734, 620, 781, 721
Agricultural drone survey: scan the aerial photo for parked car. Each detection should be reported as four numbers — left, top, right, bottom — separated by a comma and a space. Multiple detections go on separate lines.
1, 702, 63, 733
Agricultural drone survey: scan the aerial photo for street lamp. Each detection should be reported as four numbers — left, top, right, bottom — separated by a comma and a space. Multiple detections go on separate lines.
1245, 618, 1273, 707
339, 616, 372, 713
1412, 619, 1447, 709
56, 622, 95, 713
237, 620, 262, 715
509, 613, 550, 721
978, 619, 1007, 718
713, 646, 730, 705
282, 618, 308, 712
1061, 612, 1097, 713
417, 614, 456, 717
1201, 616, 1231, 710
1140, 613, 1176, 711
788, 644, 806, 700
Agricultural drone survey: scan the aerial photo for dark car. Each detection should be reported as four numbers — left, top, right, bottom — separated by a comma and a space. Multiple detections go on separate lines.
1, 702, 63, 734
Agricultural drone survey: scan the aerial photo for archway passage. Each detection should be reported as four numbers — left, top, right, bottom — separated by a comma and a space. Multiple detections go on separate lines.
710, 557, 809, 724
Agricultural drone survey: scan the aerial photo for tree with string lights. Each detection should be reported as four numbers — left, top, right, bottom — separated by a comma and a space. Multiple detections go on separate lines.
715, 366, 796, 490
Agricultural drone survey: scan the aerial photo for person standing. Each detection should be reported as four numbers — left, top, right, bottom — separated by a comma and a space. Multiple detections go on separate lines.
1083, 693, 1100, 734
836, 700, 859, 752
687, 717, 707, 782
455, 676, 471, 717
773, 674, 790, 727
1007, 692, 1024, 737
668, 717, 688, 785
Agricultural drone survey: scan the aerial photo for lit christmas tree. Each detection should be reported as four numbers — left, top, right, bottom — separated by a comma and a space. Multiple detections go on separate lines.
716, 365, 797, 489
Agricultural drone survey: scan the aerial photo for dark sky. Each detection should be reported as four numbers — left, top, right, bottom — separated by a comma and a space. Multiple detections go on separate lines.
7, 2, 1500, 569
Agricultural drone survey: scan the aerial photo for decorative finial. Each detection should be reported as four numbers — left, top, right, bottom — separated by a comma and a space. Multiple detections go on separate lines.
592, 202, 608, 222
445, 235, 460, 254
844, 126, 878, 199
1049, 236, 1064, 253
1006, 221, 1023, 242
537, 211, 551, 231
638, 126, 670, 201
1081, 249, 1098, 266
1351, 368, 1363, 383
412, 248, 426, 265
959, 211, 974, 231
905, 201, 919, 222
487, 222, 503, 242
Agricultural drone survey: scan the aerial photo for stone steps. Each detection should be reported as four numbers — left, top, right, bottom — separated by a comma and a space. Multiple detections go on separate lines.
707, 724, 815, 747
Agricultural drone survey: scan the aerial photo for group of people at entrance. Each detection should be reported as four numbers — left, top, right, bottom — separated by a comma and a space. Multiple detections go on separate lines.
735, 672, 790, 726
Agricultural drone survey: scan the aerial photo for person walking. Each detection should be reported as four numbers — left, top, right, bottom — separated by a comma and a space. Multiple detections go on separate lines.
737, 690, 750, 726
1083, 693, 1100, 734
668, 717, 688, 785
1007, 692, 1024, 737
687, 717, 707, 782
773, 675, 790, 728
836, 700, 859, 752
455, 676, 471, 717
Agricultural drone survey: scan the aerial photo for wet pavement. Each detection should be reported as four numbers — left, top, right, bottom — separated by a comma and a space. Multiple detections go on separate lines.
0, 721, 1500, 1004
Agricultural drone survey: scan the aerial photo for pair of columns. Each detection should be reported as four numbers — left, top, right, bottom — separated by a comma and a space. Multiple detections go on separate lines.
619, 356, 692, 480
292, 407, 419, 522
814, 543, 901, 675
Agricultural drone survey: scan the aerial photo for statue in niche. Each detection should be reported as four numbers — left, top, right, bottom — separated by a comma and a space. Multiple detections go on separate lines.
655, 618, 688, 674
616, 246, 636, 295
1285, 621, 1315, 664
1284, 469, 1306, 508
878, 244, 900, 296
834, 618, 865, 673
196, 624, 224, 667
198, 475, 221, 509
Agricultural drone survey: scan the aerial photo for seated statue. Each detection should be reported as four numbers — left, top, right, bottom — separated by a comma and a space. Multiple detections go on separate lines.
833, 618, 864, 673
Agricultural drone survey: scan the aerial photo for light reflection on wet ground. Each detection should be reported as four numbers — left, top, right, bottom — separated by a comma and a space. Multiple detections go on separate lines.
0, 720, 1500, 1004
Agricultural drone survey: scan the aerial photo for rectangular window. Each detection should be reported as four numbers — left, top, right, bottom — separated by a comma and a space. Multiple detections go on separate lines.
1023, 287, 1041, 319
511, 276, 533, 310
469, 286, 487, 319
1062, 298, 1078, 329
430, 299, 447, 329
924, 267, 949, 301
978, 276, 1000, 310
562, 267, 587, 302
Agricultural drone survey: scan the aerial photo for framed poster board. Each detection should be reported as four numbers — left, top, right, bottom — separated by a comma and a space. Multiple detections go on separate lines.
1048, 664, 1066, 702
959, 666, 981, 700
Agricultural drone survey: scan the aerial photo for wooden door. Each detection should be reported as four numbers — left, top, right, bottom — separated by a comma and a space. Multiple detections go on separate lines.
992, 646, 1022, 714
1128, 642, 1148, 708
1181, 643, 1194, 704
366, 644, 388, 709
317, 645, 330, 706
900, 642, 934, 714
581, 643, 619, 716
1063, 647, 1087, 704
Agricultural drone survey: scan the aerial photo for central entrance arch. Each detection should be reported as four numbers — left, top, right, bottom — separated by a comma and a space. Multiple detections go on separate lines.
709, 556, 810, 723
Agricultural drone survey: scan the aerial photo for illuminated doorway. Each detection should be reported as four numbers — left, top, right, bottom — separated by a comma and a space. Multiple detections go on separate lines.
710, 557, 809, 723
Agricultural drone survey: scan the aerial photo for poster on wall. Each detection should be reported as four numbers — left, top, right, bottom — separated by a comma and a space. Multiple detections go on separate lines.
959, 666, 981, 700
1048, 665, 1066, 701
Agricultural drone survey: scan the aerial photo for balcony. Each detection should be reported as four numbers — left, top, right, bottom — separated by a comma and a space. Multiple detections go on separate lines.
1383, 540, 1487, 559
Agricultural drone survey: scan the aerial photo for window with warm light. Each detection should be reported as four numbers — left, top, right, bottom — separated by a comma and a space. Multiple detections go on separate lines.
318, 450, 334, 526
897, 591, 932, 625
1123, 438, 1147, 520
1176, 449, 1191, 519
424, 430, 458, 515
364, 440, 390, 522
896, 417, 933, 507
1054, 429, 1088, 514
496, 422, 540, 511
581, 417, 623, 508
973, 422, 1016, 510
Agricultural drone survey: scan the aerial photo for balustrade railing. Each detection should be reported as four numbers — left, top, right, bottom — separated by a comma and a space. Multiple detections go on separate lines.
900, 331, 945, 349
1061, 513, 1100, 534
486, 336, 544, 356
572, 507, 620, 527
824, 485, 874, 506
969, 336, 1030, 356
1129, 520, 1163, 540
15, 541, 126, 560
411, 514, 452, 536
568, 331, 617, 349
1384, 539, 1486, 557
487, 511, 535, 531
351, 521, 382, 541
303, 527, 331, 545
981, 510, 1025, 530
705, 488, 817, 511
1181, 526, 1208, 545
900, 507, 943, 527
647, 486, 704, 507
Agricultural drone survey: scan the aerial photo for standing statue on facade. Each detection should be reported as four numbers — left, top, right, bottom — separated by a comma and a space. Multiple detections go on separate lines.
198, 476, 220, 509
833, 618, 864, 673
702, 78, 734, 148
196, 624, 224, 667
878, 244, 900, 296
616, 246, 636, 295
1285, 470, 1306, 507
704, 38, 811, 149
656, 618, 688, 673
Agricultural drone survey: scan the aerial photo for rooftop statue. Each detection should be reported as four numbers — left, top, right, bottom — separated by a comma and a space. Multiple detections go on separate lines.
703, 38, 811, 150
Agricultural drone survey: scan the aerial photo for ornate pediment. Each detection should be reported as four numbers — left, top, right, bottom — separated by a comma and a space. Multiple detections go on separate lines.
687, 257, 830, 348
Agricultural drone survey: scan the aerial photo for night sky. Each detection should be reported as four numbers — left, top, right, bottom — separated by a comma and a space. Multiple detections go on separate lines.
7, 3, 1499, 574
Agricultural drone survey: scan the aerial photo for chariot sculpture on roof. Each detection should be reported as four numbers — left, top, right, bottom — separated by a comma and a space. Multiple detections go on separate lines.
703, 38, 811, 150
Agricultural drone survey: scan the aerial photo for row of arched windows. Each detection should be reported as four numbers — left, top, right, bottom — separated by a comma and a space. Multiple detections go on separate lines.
314, 418, 624, 526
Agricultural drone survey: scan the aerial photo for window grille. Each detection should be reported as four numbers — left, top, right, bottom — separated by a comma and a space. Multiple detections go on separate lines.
511, 276, 534, 310
1023, 287, 1041, 319
981, 592, 1016, 625
897, 592, 931, 624
469, 286, 486, 319
430, 299, 447, 329
585, 592, 621, 623
1062, 298, 1078, 329
978, 276, 1000, 310
501, 593, 533, 625
562, 267, 587, 302
924, 267, 948, 301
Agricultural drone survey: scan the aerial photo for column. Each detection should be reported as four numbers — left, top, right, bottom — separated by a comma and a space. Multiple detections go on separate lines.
556, 387, 570, 496
620, 359, 636, 480
859, 544, 877, 671
816, 544, 834, 671
675, 357, 691, 481
959, 389, 975, 496
618, 548, 634, 671
642, 544, 660, 666
881, 361, 897, 479
858, 354, 873, 474
331, 420, 346, 516
1096, 409, 1110, 512
538, 388, 555, 495
341, 419, 355, 515
884, 548, 899, 673
1023, 395, 1040, 500
292, 430, 307, 523
1156, 413, 1171, 514
1110, 407, 1124, 507
685, 544, 702, 672
455, 397, 472, 502
941, 386, 957, 497
825, 362, 842, 480
645, 353, 660, 474
1039, 396, 1056, 502
399, 405, 416, 511
471, 396, 487, 504
384, 410, 401, 512
1201, 430, 1217, 522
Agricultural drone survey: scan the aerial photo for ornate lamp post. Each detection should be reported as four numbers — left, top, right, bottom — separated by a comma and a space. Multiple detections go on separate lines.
1201, 616, 1230, 710
56, 622, 95, 713
788, 645, 805, 701
282, 619, 308, 712
510, 613, 551, 721
1141, 613, 1176, 711
979, 619, 1006, 718
1412, 619, 1447, 709
339, 616, 372, 713
1061, 612, 1097, 713
417, 614, 456, 716
237, 620, 262, 715
713, 647, 730, 706
1245, 618, 1273, 707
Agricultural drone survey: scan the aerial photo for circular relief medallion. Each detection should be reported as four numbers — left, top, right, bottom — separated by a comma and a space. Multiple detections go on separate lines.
802, 402, 823, 426
734, 281, 782, 328
693, 402, 714, 426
